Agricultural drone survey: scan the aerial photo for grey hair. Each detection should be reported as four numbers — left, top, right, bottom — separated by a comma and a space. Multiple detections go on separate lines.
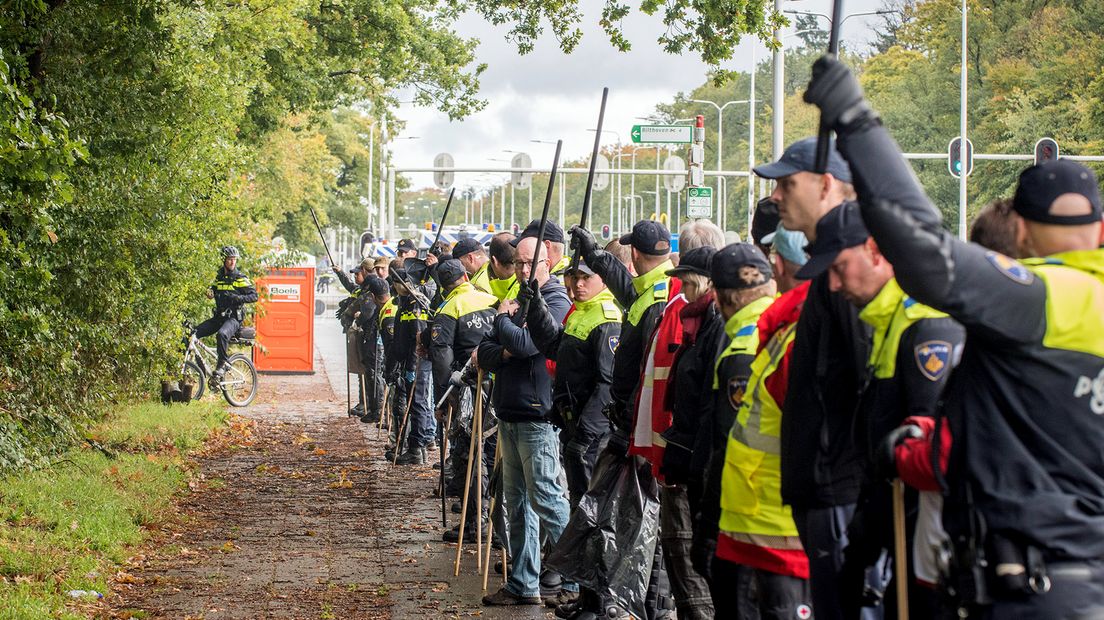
679, 219, 726, 252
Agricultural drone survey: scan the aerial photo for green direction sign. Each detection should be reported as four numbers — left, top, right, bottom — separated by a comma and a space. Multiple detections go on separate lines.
630, 124, 693, 144
686, 187, 713, 218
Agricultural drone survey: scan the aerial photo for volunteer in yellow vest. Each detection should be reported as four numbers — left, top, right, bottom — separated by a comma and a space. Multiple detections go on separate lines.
485, 232, 521, 301
452, 237, 494, 296
807, 55, 1104, 617
797, 203, 965, 617
712, 226, 813, 620
694, 243, 776, 586
428, 259, 499, 544
526, 258, 622, 510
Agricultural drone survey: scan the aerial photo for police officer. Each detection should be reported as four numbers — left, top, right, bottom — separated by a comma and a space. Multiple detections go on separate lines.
387, 268, 436, 465
428, 260, 498, 543
799, 203, 966, 617
196, 246, 258, 383
693, 244, 776, 583
396, 238, 418, 265
375, 279, 399, 432
525, 258, 621, 510
355, 275, 391, 424
452, 237, 493, 294
806, 54, 1104, 618
486, 232, 521, 301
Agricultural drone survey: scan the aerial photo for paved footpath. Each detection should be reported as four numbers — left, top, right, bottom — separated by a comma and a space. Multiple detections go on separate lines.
110, 316, 549, 620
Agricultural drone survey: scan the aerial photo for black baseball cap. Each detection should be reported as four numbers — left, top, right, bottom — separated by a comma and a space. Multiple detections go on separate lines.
795, 202, 870, 280
1013, 160, 1103, 225
396, 238, 417, 253
511, 219, 565, 246
436, 259, 466, 287
452, 237, 483, 260
619, 220, 671, 256
753, 137, 853, 184
566, 258, 596, 276
667, 246, 716, 278
711, 243, 772, 290
751, 197, 781, 246
366, 275, 389, 296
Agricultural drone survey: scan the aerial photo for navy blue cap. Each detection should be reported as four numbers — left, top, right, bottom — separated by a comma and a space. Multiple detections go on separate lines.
795, 202, 869, 280
1013, 160, 1103, 225
711, 243, 772, 290
753, 137, 853, 184
667, 246, 716, 278
366, 275, 389, 296
452, 237, 483, 260
566, 258, 596, 276
751, 197, 781, 246
511, 219, 565, 246
619, 220, 672, 256
396, 238, 417, 252
436, 259, 466, 287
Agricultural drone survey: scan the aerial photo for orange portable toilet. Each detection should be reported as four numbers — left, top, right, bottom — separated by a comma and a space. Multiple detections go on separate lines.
255, 265, 316, 373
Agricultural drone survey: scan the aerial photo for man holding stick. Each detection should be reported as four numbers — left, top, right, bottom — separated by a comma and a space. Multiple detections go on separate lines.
476, 223, 573, 607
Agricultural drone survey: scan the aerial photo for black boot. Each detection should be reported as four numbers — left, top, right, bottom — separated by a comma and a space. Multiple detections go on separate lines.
395, 447, 426, 465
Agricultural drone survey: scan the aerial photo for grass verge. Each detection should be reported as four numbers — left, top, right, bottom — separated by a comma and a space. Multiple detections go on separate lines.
0, 400, 229, 619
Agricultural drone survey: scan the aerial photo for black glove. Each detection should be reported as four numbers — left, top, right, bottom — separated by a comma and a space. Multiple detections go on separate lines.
875, 423, 924, 480
568, 225, 599, 261
516, 278, 540, 307
804, 55, 869, 130
659, 443, 692, 485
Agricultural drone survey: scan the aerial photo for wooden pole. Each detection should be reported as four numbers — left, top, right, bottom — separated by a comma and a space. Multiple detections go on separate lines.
392, 364, 418, 466
893, 479, 909, 620
481, 439, 503, 591
454, 369, 484, 576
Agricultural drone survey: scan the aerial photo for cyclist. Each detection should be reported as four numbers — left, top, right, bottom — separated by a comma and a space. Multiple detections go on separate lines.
196, 246, 258, 384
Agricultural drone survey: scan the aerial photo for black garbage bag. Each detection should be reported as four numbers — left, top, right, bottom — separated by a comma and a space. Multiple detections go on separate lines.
546, 448, 661, 619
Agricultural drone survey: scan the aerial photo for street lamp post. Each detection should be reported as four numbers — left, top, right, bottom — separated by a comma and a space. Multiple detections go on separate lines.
690, 98, 750, 229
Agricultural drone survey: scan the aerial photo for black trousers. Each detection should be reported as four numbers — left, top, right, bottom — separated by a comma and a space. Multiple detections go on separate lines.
194, 315, 240, 367
977, 561, 1104, 619
713, 558, 814, 620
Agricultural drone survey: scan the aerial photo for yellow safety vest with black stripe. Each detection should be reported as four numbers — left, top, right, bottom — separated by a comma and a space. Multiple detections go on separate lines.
487, 272, 519, 302
429, 281, 497, 398
211, 268, 257, 319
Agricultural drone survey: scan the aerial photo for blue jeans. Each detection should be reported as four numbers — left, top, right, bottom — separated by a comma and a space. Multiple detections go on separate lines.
499, 420, 573, 597
409, 357, 435, 447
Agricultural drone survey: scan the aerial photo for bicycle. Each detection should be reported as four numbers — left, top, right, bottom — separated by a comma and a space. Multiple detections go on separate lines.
180, 319, 259, 407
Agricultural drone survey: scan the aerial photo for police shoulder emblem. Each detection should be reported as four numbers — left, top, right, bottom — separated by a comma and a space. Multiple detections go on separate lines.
915, 340, 952, 381
727, 375, 749, 411
608, 335, 620, 354
984, 251, 1033, 285
431, 322, 442, 341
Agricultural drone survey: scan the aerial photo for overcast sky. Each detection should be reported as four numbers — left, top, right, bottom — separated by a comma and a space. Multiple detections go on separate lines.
392, 0, 885, 191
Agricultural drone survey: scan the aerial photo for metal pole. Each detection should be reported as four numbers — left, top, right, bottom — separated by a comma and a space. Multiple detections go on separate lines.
501, 184, 506, 229
655, 151, 661, 219
748, 46, 757, 234
559, 174, 566, 226
772, 0, 785, 160
368, 124, 374, 230
388, 168, 396, 241
958, 0, 969, 240
380, 116, 388, 237
510, 184, 515, 229
631, 151, 637, 224
717, 107, 724, 227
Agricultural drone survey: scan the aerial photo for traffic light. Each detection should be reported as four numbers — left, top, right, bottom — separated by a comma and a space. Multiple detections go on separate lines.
601, 224, 611, 240
1035, 137, 1059, 165
948, 137, 974, 178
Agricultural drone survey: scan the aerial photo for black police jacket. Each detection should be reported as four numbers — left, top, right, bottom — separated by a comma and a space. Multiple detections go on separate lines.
838, 110, 1104, 561
584, 250, 673, 429
528, 289, 621, 438
780, 275, 871, 510
211, 267, 258, 320
428, 282, 497, 400
392, 278, 435, 366
476, 277, 570, 423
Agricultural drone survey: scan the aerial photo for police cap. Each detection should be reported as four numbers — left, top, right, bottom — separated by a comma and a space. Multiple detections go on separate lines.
667, 246, 716, 278
619, 220, 671, 256
711, 243, 772, 290
795, 202, 869, 280
452, 237, 483, 260
511, 219, 565, 246
436, 259, 466, 287
1013, 160, 1103, 226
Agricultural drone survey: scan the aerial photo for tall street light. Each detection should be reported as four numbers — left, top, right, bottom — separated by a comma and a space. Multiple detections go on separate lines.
690, 98, 751, 229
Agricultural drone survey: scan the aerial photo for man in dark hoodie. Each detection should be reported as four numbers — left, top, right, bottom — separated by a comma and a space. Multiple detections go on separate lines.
477, 222, 573, 607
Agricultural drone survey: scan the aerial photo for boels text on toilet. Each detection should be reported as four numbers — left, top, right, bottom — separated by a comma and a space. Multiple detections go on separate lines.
268, 283, 301, 303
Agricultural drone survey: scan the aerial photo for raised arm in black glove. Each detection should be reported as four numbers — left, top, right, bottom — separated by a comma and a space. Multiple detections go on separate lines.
874, 423, 924, 481
568, 225, 599, 261
804, 55, 872, 130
